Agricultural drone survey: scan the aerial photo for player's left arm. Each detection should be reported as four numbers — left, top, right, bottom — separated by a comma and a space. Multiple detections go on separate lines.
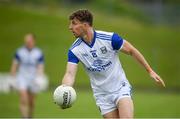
121, 40, 165, 87
37, 53, 45, 75
37, 64, 44, 75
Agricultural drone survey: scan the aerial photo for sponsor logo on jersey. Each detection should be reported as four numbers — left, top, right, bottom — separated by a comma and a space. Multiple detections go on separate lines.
87, 60, 112, 72
92, 59, 103, 67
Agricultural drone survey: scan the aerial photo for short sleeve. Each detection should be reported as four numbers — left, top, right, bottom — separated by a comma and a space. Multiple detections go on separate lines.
68, 50, 79, 64
111, 33, 124, 50
38, 53, 44, 64
14, 52, 20, 63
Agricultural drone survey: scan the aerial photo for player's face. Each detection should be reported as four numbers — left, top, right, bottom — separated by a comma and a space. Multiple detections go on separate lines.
24, 34, 35, 50
69, 18, 85, 38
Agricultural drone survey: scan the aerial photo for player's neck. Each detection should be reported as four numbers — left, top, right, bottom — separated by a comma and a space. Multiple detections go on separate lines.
25, 46, 34, 51
82, 28, 94, 44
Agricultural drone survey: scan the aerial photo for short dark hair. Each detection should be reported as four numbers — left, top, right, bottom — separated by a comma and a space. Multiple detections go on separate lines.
69, 9, 93, 26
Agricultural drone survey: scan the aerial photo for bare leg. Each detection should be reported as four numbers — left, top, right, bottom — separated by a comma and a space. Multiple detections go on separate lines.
103, 109, 119, 119
28, 91, 35, 118
117, 97, 134, 118
19, 90, 29, 118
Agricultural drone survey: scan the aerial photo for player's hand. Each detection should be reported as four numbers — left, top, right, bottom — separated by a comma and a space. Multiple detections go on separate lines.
149, 70, 165, 87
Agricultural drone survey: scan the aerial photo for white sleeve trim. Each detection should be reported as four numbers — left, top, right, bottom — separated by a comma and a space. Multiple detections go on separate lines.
68, 62, 78, 65
119, 39, 125, 50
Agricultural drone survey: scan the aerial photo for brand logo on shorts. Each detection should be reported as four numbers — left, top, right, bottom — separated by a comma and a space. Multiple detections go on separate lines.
122, 93, 129, 96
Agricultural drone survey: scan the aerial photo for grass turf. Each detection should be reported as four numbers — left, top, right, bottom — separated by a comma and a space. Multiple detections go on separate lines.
0, 90, 179, 118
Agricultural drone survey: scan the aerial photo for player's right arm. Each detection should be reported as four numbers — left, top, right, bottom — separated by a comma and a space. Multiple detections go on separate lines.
61, 50, 79, 87
61, 63, 78, 87
10, 52, 20, 77
10, 60, 19, 76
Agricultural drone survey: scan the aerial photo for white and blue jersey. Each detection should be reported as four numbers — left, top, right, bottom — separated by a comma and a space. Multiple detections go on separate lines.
14, 46, 44, 80
68, 30, 131, 96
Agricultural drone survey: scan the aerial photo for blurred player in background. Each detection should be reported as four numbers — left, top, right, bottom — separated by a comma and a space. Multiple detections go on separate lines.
61, 9, 165, 118
10, 33, 44, 118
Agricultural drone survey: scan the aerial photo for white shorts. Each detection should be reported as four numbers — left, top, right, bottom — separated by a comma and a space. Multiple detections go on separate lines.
16, 75, 39, 93
94, 83, 132, 115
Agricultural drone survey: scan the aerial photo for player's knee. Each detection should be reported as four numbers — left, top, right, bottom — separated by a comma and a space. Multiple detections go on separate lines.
119, 112, 133, 118
20, 96, 28, 105
21, 99, 28, 105
29, 100, 35, 108
118, 102, 134, 118
119, 108, 133, 118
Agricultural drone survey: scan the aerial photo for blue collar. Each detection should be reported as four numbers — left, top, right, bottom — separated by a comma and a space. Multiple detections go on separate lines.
81, 30, 96, 48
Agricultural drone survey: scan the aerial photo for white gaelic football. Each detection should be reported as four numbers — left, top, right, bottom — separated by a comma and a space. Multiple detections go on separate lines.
53, 85, 76, 109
